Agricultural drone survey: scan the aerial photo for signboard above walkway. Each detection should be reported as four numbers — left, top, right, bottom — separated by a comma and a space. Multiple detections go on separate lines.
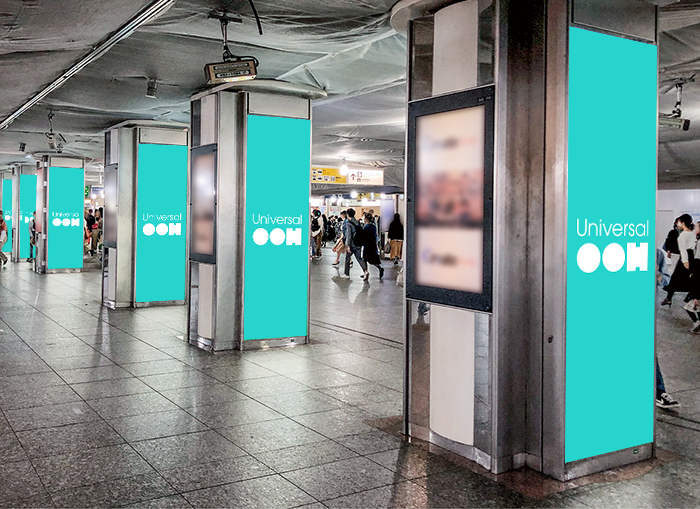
311, 167, 383, 185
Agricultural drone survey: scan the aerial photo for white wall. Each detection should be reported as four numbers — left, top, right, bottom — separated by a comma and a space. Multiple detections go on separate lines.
657, 189, 700, 249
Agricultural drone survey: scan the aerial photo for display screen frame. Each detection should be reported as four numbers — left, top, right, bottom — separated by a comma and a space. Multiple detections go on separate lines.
406, 85, 495, 312
190, 144, 218, 264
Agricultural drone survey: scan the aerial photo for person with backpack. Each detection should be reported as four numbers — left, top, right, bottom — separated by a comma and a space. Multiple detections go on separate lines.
310, 209, 324, 259
341, 208, 367, 280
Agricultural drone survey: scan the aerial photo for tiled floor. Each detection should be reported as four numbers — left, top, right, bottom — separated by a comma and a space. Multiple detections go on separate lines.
0, 255, 698, 508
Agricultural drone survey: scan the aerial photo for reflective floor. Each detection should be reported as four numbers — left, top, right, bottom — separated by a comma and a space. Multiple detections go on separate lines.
0, 254, 698, 508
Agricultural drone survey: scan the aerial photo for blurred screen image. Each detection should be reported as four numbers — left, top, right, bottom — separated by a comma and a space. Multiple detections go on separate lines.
415, 106, 485, 293
103, 167, 117, 248
191, 152, 216, 257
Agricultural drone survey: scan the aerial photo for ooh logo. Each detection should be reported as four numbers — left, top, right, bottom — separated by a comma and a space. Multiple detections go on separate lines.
253, 228, 302, 246
52, 218, 81, 227
143, 223, 181, 236
577, 243, 648, 273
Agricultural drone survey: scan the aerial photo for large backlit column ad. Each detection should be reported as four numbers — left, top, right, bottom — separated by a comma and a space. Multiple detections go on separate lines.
101, 122, 189, 308
9, 164, 37, 263
188, 80, 325, 352
36, 156, 84, 274
393, 0, 658, 480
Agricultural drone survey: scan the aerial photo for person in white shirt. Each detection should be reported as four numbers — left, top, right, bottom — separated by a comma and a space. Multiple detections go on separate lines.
662, 214, 695, 307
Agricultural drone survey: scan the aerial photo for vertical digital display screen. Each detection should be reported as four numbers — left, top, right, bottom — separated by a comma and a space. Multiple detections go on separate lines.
19, 174, 37, 260
566, 27, 657, 463
406, 86, 494, 312
415, 106, 485, 293
1, 180, 11, 253
47, 167, 84, 270
134, 144, 188, 303
103, 165, 117, 249
244, 115, 310, 341
190, 147, 217, 262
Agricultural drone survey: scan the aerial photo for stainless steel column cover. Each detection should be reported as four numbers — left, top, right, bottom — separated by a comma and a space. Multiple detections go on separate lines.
213, 91, 246, 351
116, 128, 136, 307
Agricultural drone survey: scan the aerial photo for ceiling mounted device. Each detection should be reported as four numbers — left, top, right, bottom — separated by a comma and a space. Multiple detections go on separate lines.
146, 78, 158, 98
45, 111, 67, 153
660, 75, 694, 131
204, 1, 264, 85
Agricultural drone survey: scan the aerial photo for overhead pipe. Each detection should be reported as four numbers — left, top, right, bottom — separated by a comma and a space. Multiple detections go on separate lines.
0, 0, 176, 131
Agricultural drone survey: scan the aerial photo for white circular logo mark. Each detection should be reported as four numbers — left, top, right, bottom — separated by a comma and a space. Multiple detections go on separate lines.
52, 218, 61, 227
156, 223, 168, 236
602, 243, 625, 272
577, 243, 601, 274
61, 218, 70, 226
269, 228, 285, 246
253, 228, 269, 246
143, 224, 156, 236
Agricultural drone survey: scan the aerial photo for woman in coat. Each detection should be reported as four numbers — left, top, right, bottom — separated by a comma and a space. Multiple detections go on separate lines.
362, 212, 384, 280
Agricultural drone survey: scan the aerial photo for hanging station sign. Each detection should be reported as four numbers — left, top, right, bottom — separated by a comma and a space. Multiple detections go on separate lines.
311, 167, 347, 184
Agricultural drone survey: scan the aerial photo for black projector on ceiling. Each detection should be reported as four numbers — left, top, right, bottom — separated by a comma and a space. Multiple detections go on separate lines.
204, 58, 257, 85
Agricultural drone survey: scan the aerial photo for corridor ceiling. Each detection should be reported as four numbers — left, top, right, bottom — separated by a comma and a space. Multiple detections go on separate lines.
0, 0, 699, 188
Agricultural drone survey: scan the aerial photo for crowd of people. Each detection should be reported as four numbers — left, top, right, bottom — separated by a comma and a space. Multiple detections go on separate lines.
310, 207, 404, 281
84, 207, 103, 258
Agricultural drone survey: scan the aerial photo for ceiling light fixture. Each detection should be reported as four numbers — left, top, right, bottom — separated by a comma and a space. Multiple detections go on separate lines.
340, 159, 349, 176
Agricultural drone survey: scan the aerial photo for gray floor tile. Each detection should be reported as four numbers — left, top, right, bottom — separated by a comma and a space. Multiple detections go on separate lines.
183, 474, 315, 509
334, 430, 406, 455
254, 439, 359, 473
70, 378, 155, 400
159, 383, 249, 409
49, 472, 175, 508
57, 364, 134, 384
32, 443, 156, 492
216, 417, 326, 454
227, 375, 311, 398
16, 420, 124, 458
0, 431, 28, 463
0, 414, 12, 435
324, 481, 455, 508
138, 371, 217, 391
160, 455, 274, 492
285, 368, 367, 389
0, 384, 82, 411
257, 390, 347, 417
283, 456, 397, 501
200, 363, 277, 383
44, 354, 115, 371
359, 399, 403, 418
0, 460, 47, 504
292, 407, 375, 438
123, 494, 193, 508
122, 359, 195, 377
320, 383, 402, 406
366, 446, 459, 480
86, 392, 180, 419
5, 401, 101, 431
186, 399, 282, 428
107, 409, 209, 442
0, 371, 67, 390
131, 430, 247, 471
0, 493, 55, 508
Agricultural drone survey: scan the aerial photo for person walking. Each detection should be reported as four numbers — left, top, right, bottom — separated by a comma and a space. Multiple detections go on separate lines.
388, 213, 404, 265
90, 209, 101, 257
362, 212, 384, 280
341, 208, 367, 280
310, 209, 324, 259
332, 210, 347, 266
28, 211, 36, 261
0, 211, 8, 267
661, 214, 695, 307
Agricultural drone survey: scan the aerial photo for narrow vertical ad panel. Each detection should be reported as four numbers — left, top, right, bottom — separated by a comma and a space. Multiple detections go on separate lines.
135, 144, 188, 303
19, 174, 37, 259
566, 27, 657, 463
47, 167, 84, 270
244, 115, 311, 341
1, 180, 11, 253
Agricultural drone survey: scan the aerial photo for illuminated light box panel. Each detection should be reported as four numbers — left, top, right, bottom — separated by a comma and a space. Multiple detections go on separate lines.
19, 174, 37, 259
134, 144, 188, 303
1, 180, 11, 253
243, 114, 311, 341
47, 167, 84, 271
565, 27, 657, 464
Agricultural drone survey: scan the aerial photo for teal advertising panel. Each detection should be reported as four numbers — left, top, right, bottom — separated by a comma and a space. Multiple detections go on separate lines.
244, 115, 310, 341
566, 27, 657, 463
134, 143, 188, 303
1, 180, 11, 253
19, 174, 37, 259
47, 167, 84, 270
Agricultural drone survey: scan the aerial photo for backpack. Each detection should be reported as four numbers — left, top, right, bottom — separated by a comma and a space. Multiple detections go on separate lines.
311, 216, 320, 232
351, 221, 366, 246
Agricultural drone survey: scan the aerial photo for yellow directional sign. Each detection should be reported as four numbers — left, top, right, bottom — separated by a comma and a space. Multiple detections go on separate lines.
311, 168, 347, 184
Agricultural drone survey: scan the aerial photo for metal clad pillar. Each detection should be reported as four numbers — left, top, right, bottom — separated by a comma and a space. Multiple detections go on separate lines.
188, 80, 325, 352
393, 0, 659, 481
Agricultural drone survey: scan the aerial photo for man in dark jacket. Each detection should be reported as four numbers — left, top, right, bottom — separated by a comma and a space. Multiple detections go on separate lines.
341, 208, 368, 280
